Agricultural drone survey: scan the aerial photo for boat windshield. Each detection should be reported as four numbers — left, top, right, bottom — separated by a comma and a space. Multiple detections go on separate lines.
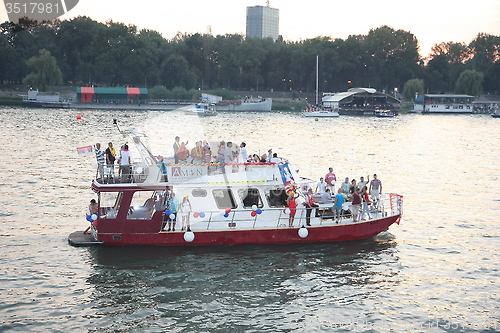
99, 192, 123, 219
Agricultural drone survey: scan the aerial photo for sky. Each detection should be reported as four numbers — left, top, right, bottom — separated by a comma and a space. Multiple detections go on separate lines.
2, 0, 499, 57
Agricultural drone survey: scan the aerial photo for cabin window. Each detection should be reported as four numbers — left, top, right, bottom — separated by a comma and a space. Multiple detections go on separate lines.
266, 189, 288, 208
238, 188, 263, 209
99, 192, 123, 219
127, 191, 159, 220
212, 189, 237, 209
192, 188, 207, 197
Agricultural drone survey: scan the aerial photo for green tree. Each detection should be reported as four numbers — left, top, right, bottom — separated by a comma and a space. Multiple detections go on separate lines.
22, 48, 62, 91
159, 54, 196, 90
455, 70, 484, 96
403, 78, 424, 101
149, 85, 169, 99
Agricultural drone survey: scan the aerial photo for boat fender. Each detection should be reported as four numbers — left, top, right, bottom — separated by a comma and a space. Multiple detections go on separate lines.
298, 227, 308, 238
184, 231, 195, 242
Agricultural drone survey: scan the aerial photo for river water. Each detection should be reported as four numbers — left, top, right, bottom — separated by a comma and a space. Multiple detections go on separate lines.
0, 107, 499, 332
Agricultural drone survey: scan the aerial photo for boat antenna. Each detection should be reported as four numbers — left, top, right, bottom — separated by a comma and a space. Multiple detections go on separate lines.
113, 119, 123, 136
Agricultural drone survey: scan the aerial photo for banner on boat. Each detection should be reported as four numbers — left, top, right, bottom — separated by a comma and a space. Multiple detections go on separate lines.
168, 165, 208, 183
76, 145, 93, 157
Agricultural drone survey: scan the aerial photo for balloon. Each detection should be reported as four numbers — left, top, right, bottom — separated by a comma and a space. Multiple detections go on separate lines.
284, 208, 290, 215
91, 214, 98, 221
76, 114, 82, 120
183, 231, 195, 242
193, 212, 199, 218
93, 220, 99, 227
298, 227, 309, 238
225, 208, 231, 214
251, 211, 257, 217
251, 205, 257, 211
223, 213, 229, 218
165, 209, 172, 216
199, 212, 205, 218
169, 213, 176, 220
256, 208, 262, 214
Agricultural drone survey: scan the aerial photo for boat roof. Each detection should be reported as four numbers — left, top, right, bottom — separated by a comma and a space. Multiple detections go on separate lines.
422, 94, 475, 98
322, 88, 397, 103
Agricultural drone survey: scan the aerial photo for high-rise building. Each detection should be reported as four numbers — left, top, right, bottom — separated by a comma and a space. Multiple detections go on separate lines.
246, 4, 279, 40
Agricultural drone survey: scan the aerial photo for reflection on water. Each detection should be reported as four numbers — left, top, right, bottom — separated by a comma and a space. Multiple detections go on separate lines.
1, 108, 499, 332
84, 237, 398, 331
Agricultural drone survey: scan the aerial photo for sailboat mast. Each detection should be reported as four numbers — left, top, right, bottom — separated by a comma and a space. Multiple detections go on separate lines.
315, 55, 319, 105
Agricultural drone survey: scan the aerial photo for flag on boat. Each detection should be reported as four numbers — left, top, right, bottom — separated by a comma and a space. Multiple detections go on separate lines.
77, 145, 93, 157
278, 163, 296, 194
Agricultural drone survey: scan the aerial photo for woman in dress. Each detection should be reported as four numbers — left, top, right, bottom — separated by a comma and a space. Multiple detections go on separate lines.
178, 194, 192, 231
286, 192, 298, 227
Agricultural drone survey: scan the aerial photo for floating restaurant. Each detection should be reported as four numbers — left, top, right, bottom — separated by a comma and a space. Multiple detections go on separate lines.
322, 88, 401, 116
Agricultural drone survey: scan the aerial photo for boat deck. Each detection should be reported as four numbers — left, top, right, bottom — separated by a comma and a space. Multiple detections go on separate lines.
68, 231, 103, 246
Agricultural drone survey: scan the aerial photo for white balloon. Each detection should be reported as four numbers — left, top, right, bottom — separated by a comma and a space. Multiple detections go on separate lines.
284, 208, 290, 215
251, 205, 257, 211
136, 166, 143, 174
298, 227, 309, 238
91, 214, 98, 221
169, 213, 176, 219
183, 231, 195, 242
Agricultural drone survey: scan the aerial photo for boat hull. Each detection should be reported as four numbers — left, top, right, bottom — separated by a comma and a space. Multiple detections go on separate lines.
302, 111, 339, 117
70, 214, 400, 246
216, 98, 272, 111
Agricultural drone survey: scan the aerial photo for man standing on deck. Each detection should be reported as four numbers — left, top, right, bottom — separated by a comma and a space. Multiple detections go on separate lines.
369, 174, 382, 202
94, 143, 105, 182
104, 142, 116, 182
120, 144, 131, 183
325, 167, 337, 193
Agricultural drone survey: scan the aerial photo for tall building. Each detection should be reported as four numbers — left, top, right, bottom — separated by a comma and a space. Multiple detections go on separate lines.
246, 4, 279, 40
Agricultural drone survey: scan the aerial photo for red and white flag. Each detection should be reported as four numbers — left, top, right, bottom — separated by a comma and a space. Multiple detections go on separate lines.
76, 145, 93, 157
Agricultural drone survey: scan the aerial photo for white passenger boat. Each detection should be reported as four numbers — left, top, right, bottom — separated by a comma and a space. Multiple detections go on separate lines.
183, 103, 218, 116
413, 94, 475, 113
69, 123, 403, 246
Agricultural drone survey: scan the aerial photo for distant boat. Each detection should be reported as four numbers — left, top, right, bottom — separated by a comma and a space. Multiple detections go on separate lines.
376, 111, 395, 118
22, 90, 70, 108
302, 106, 339, 117
183, 103, 218, 116
216, 98, 272, 111
491, 114, 500, 118
413, 94, 474, 113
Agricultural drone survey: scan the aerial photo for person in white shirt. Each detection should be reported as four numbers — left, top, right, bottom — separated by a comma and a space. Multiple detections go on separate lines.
315, 177, 327, 194
270, 153, 281, 163
224, 142, 234, 163
120, 144, 131, 183
238, 142, 248, 163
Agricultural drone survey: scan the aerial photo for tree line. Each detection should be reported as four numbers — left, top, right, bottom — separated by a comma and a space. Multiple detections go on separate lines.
0, 16, 499, 99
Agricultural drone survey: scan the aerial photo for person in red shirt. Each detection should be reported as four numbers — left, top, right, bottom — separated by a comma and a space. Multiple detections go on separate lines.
350, 187, 362, 222
360, 186, 372, 220
325, 167, 337, 193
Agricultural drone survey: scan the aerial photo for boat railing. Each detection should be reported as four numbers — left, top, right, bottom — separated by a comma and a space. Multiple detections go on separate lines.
163, 194, 403, 231
94, 160, 284, 185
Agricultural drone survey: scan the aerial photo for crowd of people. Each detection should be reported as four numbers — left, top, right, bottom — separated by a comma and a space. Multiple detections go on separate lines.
94, 141, 131, 183
172, 136, 283, 166
308, 169, 383, 223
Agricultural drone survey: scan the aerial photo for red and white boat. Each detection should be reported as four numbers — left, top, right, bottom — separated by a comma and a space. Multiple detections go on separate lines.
69, 126, 403, 246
